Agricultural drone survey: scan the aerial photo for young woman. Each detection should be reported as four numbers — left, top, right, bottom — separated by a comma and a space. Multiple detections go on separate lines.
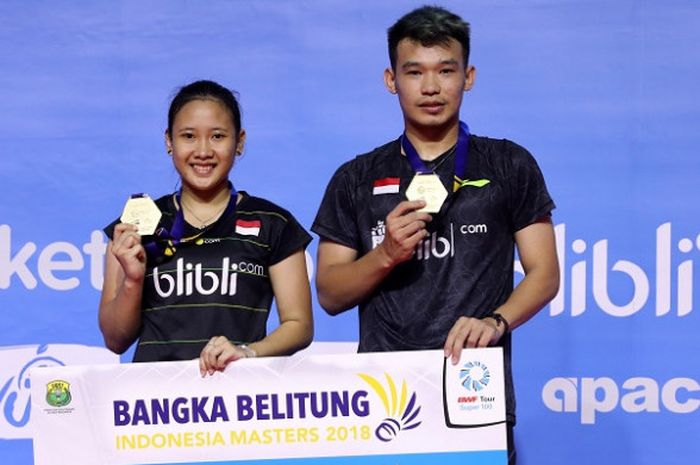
99, 80, 313, 376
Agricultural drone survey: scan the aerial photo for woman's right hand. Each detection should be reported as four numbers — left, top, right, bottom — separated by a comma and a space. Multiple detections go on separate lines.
111, 223, 147, 283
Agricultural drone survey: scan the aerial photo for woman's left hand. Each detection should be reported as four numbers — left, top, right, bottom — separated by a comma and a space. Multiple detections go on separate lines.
199, 336, 247, 377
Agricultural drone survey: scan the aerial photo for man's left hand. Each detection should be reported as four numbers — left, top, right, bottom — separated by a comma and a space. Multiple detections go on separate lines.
443, 316, 504, 365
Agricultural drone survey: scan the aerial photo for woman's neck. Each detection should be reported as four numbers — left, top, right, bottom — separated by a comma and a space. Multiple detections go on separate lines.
179, 182, 232, 228
181, 182, 231, 205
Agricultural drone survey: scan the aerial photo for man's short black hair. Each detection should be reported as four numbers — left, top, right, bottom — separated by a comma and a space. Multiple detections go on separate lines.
387, 5, 470, 70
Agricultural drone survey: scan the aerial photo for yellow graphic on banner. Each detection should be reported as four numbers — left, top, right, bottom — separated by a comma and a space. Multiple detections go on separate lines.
358, 373, 422, 442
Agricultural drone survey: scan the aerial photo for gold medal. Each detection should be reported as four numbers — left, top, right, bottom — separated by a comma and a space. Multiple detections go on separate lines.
120, 194, 162, 236
406, 173, 448, 213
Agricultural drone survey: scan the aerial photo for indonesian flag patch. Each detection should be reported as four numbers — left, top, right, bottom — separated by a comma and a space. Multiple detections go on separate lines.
372, 177, 400, 195
235, 219, 261, 236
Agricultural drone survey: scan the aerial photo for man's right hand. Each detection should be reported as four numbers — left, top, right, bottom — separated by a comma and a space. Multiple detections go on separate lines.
315, 200, 432, 313
377, 200, 433, 266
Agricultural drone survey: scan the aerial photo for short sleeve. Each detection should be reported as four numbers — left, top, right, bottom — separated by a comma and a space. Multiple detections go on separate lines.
507, 143, 556, 231
268, 210, 312, 265
311, 161, 361, 250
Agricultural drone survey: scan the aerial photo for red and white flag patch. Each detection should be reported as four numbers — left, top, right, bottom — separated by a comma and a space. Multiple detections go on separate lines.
372, 177, 400, 195
235, 219, 261, 236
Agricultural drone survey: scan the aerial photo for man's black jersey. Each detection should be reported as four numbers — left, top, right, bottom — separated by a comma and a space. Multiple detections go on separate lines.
312, 135, 555, 422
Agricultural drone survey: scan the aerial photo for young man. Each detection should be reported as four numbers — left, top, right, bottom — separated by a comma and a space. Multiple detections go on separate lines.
312, 6, 559, 463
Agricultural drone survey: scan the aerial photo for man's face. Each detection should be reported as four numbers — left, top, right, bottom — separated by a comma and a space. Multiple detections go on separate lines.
385, 38, 474, 134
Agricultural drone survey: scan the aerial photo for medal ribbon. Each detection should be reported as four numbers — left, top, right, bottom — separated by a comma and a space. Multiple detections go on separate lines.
401, 121, 470, 192
145, 183, 238, 258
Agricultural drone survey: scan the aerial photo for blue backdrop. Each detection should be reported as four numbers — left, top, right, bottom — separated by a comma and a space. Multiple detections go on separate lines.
1, 1, 698, 464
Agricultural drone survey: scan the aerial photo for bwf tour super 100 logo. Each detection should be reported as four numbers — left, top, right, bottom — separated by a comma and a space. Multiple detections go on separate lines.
358, 373, 422, 442
460, 361, 491, 392
444, 355, 506, 428
455, 360, 497, 412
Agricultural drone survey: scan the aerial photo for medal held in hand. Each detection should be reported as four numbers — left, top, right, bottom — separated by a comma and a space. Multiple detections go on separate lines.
406, 173, 448, 213
120, 194, 162, 236
401, 121, 471, 214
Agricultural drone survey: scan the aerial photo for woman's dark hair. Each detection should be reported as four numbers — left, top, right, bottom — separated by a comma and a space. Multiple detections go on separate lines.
387, 5, 470, 70
167, 80, 242, 136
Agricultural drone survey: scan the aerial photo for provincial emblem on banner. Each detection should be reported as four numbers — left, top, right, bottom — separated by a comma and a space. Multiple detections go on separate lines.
46, 380, 71, 408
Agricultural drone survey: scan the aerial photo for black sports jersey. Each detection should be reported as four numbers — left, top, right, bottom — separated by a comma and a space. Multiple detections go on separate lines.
312, 135, 555, 422
105, 191, 311, 362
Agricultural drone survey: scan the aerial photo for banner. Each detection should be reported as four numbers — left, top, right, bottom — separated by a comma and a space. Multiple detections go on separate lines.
30, 349, 507, 465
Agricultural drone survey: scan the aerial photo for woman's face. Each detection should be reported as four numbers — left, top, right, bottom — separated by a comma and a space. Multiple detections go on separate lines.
165, 98, 245, 197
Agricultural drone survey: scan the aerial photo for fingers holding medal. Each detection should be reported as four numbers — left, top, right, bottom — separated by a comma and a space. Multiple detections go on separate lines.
111, 223, 146, 282
112, 194, 162, 282
381, 200, 433, 265
379, 173, 446, 266
406, 173, 448, 213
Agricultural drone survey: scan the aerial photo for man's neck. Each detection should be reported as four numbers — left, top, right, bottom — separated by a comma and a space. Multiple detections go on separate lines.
403, 122, 460, 161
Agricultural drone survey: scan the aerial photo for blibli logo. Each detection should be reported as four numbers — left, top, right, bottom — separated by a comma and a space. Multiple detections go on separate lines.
517, 223, 698, 317
371, 221, 455, 261
152, 257, 267, 298
358, 373, 422, 442
416, 225, 455, 261
542, 376, 700, 424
